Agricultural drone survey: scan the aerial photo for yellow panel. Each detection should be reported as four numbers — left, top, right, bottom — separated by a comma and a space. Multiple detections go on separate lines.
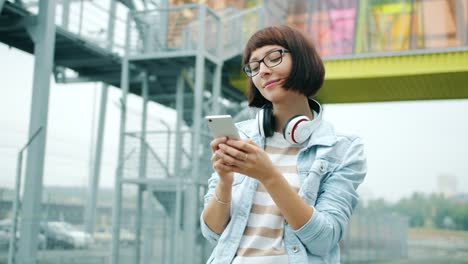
373, 2, 412, 14
372, 2, 412, 51
228, 49, 468, 103
325, 49, 468, 79
316, 72, 468, 103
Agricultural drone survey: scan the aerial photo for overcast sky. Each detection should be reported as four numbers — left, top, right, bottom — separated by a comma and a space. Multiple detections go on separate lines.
1, 43, 467, 203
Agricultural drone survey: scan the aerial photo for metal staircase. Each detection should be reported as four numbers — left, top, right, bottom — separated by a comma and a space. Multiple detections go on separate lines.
0, 1, 132, 85
1, 1, 265, 264
0, 1, 250, 114
111, 4, 267, 264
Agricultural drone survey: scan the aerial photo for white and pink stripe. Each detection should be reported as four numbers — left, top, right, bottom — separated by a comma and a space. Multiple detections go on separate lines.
232, 132, 303, 263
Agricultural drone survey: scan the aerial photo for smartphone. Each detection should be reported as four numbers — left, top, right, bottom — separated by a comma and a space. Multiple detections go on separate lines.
205, 115, 240, 140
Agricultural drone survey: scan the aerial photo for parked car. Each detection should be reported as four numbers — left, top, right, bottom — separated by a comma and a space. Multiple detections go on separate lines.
0, 219, 46, 251
40, 221, 93, 249
40, 221, 74, 249
0, 230, 10, 251
59, 222, 94, 249
94, 226, 135, 246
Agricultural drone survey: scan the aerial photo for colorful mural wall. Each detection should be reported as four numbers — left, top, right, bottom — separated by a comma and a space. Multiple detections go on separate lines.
277, 0, 467, 56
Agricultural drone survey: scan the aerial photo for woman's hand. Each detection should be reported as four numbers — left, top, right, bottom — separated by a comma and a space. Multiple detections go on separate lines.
216, 139, 279, 185
210, 137, 234, 185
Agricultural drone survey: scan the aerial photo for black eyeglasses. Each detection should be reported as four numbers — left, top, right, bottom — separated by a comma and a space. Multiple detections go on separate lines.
243, 49, 290, 77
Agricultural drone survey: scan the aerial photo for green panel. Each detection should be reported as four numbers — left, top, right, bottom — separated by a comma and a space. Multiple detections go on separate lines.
229, 73, 248, 94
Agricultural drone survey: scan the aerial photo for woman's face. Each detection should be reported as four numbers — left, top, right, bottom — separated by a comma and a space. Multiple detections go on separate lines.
250, 45, 293, 104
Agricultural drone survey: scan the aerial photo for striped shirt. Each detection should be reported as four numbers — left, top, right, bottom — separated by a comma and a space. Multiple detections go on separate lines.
232, 132, 302, 264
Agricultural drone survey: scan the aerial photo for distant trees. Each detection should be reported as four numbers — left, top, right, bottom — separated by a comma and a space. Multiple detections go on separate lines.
363, 192, 468, 231
451, 203, 468, 230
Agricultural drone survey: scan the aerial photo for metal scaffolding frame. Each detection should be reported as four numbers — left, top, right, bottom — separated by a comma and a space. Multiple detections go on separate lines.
0, 0, 6, 13
16, 1, 56, 263
84, 0, 118, 237
4, 1, 465, 263
110, 4, 265, 263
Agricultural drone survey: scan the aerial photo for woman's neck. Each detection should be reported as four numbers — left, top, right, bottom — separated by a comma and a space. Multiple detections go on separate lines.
272, 96, 314, 133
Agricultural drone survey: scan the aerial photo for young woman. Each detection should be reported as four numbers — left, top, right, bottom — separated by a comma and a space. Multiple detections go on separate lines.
200, 25, 367, 263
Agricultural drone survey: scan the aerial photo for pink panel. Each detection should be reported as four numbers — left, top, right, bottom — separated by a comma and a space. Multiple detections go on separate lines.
329, 8, 356, 55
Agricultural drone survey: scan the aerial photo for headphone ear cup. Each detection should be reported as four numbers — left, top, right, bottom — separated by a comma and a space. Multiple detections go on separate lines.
283, 115, 312, 144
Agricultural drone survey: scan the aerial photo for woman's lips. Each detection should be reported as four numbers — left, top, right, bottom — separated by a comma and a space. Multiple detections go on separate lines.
264, 79, 279, 89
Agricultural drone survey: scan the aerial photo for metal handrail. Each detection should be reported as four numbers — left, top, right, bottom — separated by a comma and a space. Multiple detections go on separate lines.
8, 1, 467, 60
8, 127, 43, 264
16, 0, 127, 55
125, 133, 171, 178
221, 5, 265, 61
127, 3, 222, 56
130, 3, 201, 14
224, 5, 263, 20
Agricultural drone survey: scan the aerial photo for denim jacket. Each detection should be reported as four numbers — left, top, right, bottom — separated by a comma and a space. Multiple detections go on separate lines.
200, 117, 367, 264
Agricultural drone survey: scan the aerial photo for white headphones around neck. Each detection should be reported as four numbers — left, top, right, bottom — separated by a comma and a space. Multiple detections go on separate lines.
256, 98, 323, 145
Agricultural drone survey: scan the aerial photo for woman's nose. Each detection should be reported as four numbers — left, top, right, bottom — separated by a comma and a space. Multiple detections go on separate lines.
258, 62, 271, 78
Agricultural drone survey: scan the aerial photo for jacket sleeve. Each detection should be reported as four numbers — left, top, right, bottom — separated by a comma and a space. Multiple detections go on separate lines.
200, 172, 222, 245
294, 137, 367, 257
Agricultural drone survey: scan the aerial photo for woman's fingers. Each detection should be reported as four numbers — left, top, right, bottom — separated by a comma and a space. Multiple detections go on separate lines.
226, 139, 257, 153
216, 149, 240, 166
210, 137, 228, 152
219, 138, 257, 161
211, 138, 256, 176
213, 158, 232, 172
211, 153, 219, 163
218, 144, 248, 162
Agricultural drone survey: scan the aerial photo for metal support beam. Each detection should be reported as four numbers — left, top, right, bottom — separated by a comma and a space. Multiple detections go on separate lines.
159, 0, 168, 50
186, 4, 206, 264
212, 64, 222, 114
172, 70, 185, 264
212, 18, 223, 115
0, 0, 6, 14
354, 0, 368, 54
454, 0, 467, 45
17, 1, 56, 264
259, 5, 265, 29
84, 0, 117, 236
9, 128, 42, 264
54, 58, 115, 68
142, 193, 155, 264
84, 82, 108, 235
111, 11, 131, 264
135, 71, 149, 264
54, 74, 139, 85
110, 60, 128, 264
409, 0, 416, 49
61, 0, 70, 29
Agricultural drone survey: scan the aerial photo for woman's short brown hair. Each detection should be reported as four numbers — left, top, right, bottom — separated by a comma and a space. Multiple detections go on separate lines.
242, 25, 325, 107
